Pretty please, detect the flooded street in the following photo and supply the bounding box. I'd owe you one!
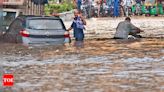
[0,17,163,92]
[0,37,163,92]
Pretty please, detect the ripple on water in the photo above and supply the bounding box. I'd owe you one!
[123,57,164,63]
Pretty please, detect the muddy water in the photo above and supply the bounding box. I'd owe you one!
[0,38,164,92]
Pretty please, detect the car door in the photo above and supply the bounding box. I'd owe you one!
[4,18,24,43]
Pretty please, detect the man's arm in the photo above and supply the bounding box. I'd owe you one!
[67,22,74,31]
[78,13,86,25]
[81,16,86,25]
[130,23,144,33]
[67,27,72,31]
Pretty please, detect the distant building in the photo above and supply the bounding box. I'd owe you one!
[2,0,46,16]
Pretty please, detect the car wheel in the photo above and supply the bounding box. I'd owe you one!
[3,32,22,43]
[3,33,16,43]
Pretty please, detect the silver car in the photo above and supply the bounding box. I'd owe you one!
[3,15,70,45]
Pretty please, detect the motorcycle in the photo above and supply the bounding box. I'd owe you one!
[92,3,99,17]
[99,3,110,17]
[81,3,93,18]
[135,4,142,15]
[81,4,88,18]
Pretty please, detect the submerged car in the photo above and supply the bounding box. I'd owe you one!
[3,15,70,45]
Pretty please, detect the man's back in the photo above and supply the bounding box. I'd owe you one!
[114,21,131,39]
[114,17,142,39]
[114,20,138,39]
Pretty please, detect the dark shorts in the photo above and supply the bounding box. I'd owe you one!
[75,33,84,41]
[75,37,84,41]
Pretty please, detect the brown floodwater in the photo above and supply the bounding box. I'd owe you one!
[0,37,163,92]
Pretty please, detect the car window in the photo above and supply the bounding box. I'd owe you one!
[8,19,23,34]
[28,19,64,30]
[0,12,16,32]
[3,12,16,27]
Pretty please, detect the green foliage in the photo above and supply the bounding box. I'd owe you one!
[44,1,74,15]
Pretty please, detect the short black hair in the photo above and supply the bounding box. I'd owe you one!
[125,17,131,21]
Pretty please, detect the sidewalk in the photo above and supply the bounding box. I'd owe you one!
[64,17,164,39]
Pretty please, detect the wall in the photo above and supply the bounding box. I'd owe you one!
[2,0,44,15]
[23,0,44,15]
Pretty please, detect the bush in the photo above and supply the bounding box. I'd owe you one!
[44,2,74,15]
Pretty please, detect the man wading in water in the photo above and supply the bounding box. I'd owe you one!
[114,17,143,39]
[67,10,86,47]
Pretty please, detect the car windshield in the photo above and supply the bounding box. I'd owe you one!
[28,19,64,30]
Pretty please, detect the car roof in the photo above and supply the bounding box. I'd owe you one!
[17,15,61,21]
